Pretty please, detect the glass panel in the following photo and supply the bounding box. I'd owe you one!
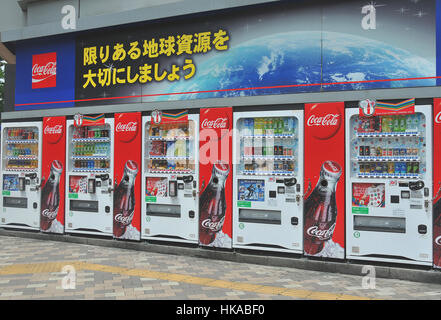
[145,120,195,174]
[70,124,111,173]
[349,113,426,179]
[3,127,39,172]
[238,116,298,176]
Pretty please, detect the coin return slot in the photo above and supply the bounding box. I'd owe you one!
[239,209,281,225]
[147,204,181,218]
[354,216,405,234]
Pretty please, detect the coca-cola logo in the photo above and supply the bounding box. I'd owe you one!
[44,125,63,135]
[306,104,342,140]
[32,52,57,89]
[114,212,134,226]
[307,114,340,127]
[435,112,441,124]
[41,209,58,220]
[115,113,140,143]
[116,122,138,132]
[306,223,336,241]
[43,117,64,144]
[201,217,225,232]
[435,235,441,246]
[201,118,229,129]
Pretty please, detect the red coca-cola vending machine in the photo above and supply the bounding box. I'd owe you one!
[433,98,441,269]
[199,107,233,248]
[40,117,66,234]
[113,112,141,241]
[304,102,345,259]
[141,110,200,244]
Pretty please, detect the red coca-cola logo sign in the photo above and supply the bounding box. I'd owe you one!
[306,223,336,241]
[201,217,225,232]
[435,112,441,124]
[32,52,57,89]
[200,109,231,142]
[307,104,342,140]
[43,118,64,144]
[115,114,139,143]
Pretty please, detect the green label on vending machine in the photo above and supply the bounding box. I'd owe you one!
[352,207,369,214]
[237,201,251,208]
[68,193,78,199]
[146,196,157,202]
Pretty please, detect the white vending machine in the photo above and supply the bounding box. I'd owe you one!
[141,111,199,244]
[346,101,433,265]
[233,109,304,253]
[0,122,43,230]
[65,118,114,236]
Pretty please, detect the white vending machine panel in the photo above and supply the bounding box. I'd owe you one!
[141,114,199,244]
[0,122,42,230]
[345,105,432,265]
[233,110,304,253]
[65,119,114,236]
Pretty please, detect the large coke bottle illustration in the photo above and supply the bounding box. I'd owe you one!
[304,160,342,255]
[434,197,441,267]
[40,160,63,231]
[199,161,229,245]
[113,160,138,238]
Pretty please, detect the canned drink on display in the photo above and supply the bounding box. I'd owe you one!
[400,148,406,156]
[360,146,365,156]
[407,162,412,173]
[365,146,370,156]
[413,162,420,174]
[376,147,382,157]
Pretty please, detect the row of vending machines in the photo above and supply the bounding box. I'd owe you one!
[1,99,441,269]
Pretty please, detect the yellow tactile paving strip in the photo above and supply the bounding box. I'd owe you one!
[0,261,374,300]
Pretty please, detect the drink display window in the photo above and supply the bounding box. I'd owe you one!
[69,125,111,173]
[237,117,298,176]
[349,113,426,179]
[145,121,195,174]
[3,127,39,172]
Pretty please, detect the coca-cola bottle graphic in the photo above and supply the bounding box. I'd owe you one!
[433,198,441,268]
[304,160,342,256]
[113,160,138,238]
[199,161,229,245]
[40,160,63,231]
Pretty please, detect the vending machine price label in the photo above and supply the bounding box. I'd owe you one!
[145,196,157,202]
[2,191,10,196]
[237,201,251,208]
[68,193,78,199]
[352,207,369,214]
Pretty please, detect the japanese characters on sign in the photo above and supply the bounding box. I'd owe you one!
[81,29,230,89]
